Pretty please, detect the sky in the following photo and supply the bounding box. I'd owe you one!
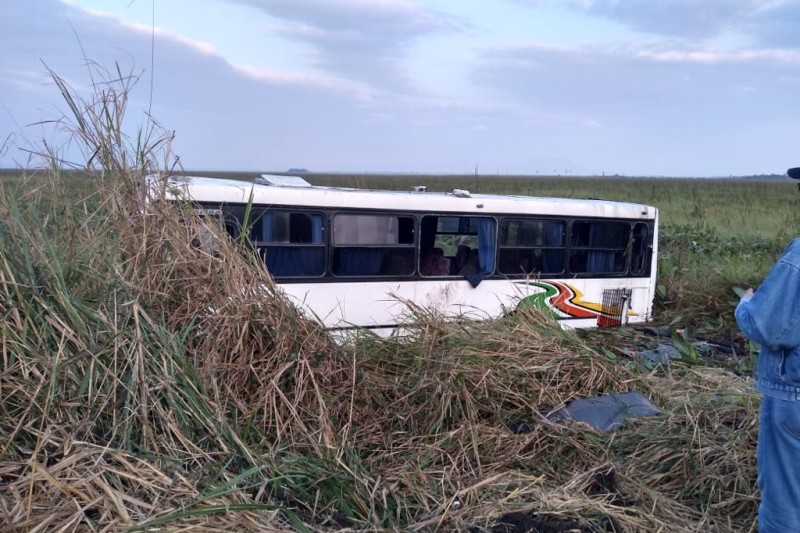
[2,0,800,177]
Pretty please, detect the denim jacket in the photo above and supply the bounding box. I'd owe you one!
[736,238,800,401]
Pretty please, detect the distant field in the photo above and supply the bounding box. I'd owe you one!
[5,168,798,241]
[177,170,800,241]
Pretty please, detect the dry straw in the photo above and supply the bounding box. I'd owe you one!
[0,66,758,532]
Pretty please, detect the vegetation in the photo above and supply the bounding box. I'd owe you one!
[1,69,793,532]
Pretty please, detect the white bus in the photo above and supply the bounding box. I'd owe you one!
[156,174,658,335]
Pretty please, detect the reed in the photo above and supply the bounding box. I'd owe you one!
[0,66,760,531]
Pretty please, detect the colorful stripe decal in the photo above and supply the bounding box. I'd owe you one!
[516,281,636,320]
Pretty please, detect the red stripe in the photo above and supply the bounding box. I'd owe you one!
[550,281,597,318]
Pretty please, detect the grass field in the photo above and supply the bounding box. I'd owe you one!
[196,169,800,240]
[0,73,795,532]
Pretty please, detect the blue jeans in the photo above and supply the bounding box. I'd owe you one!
[758,395,800,532]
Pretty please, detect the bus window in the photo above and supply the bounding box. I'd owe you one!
[420,215,496,278]
[569,221,629,274]
[252,211,326,277]
[498,218,566,276]
[630,222,651,276]
[185,208,224,256]
[332,214,415,277]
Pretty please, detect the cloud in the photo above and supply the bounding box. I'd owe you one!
[515,0,796,47]
[742,2,800,48]
[4,0,799,176]
[61,0,220,55]
[471,40,800,174]
[237,0,455,39]
[0,0,518,174]
[581,0,764,40]
[0,0,362,168]
[232,64,375,101]
[123,23,219,56]
[228,0,462,93]
[474,41,798,119]
[637,48,800,64]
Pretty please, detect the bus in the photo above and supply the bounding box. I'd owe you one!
[153,174,658,335]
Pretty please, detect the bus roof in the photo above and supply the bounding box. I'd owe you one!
[150,175,657,220]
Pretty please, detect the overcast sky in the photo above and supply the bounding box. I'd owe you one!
[2,0,799,176]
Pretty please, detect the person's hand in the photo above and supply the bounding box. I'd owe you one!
[743,287,754,301]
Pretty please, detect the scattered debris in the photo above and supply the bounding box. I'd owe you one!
[639,344,683,364]
[548,392,660,432]
[490,511,604,533]
[633,326,738,365]
[640,326,671,338]
[507,392,659,434]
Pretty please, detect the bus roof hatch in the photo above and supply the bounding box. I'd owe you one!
[256,174,312,187]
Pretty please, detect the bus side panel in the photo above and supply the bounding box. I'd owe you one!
[277,276,655,332]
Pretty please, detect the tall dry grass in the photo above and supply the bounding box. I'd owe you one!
[0,66,349,531]
[0,66,760,532]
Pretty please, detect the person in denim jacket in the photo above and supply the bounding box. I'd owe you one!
[736,238,800,532]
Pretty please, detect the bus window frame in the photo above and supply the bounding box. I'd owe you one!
[567,219,632,277]
[497,217,567,277]
[419,214,497,278]
[630,221,653,277]
[331,212,417,278]
[251,209,328,279]
[204,202,656,283]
